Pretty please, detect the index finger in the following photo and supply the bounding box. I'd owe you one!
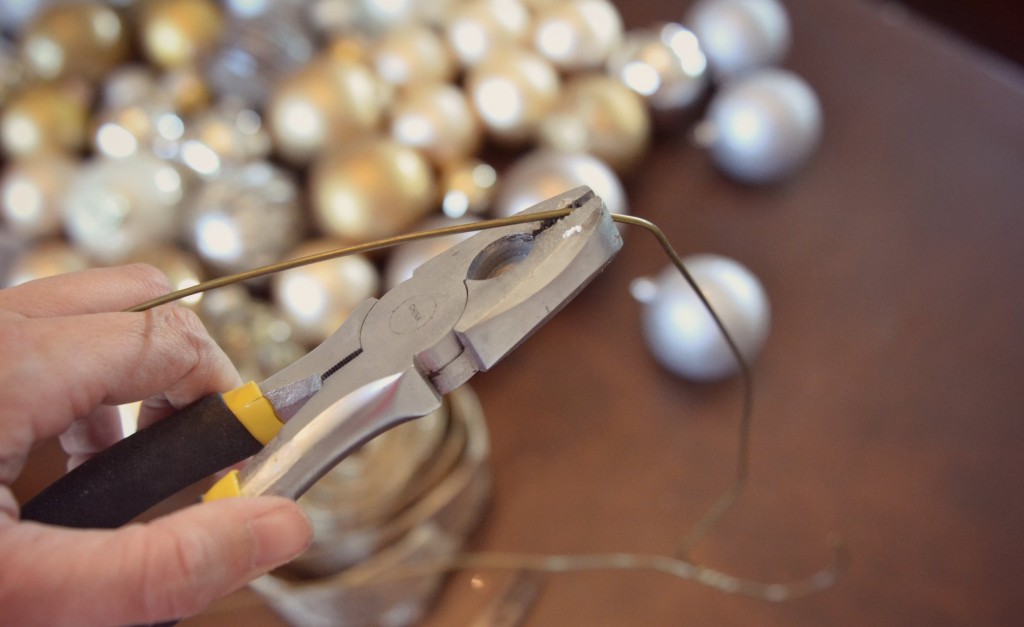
[0,265,172,318]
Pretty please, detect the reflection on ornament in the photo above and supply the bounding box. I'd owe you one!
[62,154,186,264]
[266,56,383,164]
[139,0,225,69]
[1,153,75,239]
[607,23,708,113]
[696,68,821,184]
[310,138,436,243]
[178,102,271,179]
[685,0,790,81]
[389,82,481,166]
[445,0,530,68]
[91,95,184,160]
[127,244,205,308]
[185,161,302,275]
[632,254,770,381]
[373,23,455,88]
[539,74,650,173]
[5,239,89,287]
[384,216,479,290]
[533,0,623,71]
[0,82,87,157]
[440,159,497,218]
[273,239,379,344]
[20,2,130,82]
[494,149,626,218]
[465,47,560,144]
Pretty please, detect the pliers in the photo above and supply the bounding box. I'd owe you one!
[22,187,622,529]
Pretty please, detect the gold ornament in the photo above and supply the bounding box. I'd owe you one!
[266,56,383,164]
[0,82,88,158]
[440,159,497,218]
[389,82,481,166]
[310,138,436,243]
[139,0,225,69]
[445,0,530,67]
[532,0,623,71]
[373,23,455,87]
[4,240,90,287]
[20,2,130,82]
[272,239,380,345]
[0,153,76,240]
[539,74,651,173]
[465,47,561,145]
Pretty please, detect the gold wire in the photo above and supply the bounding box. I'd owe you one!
[128,212,842,599]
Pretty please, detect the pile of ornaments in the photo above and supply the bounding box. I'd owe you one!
[0,0,819,622]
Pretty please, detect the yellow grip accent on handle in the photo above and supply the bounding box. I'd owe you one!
[222,381,283,445]
[203,470,241,502]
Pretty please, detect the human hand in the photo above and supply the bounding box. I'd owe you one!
[0,265,312,626]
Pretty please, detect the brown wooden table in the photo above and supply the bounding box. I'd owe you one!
[14,0,1024,625]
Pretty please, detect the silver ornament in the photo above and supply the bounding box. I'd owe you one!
[62,154,187,264]
[632,254,770,381]
[185,161,302,275]
[493,149,627,218]
[685,0,790,81]
[607,23,708,113]
[695,68,821,184]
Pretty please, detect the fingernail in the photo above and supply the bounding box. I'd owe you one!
[247,501,312,571]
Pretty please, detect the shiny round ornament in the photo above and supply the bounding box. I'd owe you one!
[62,154,187,264]
[178,102,271,179]
[632,255,770,381]
[440,159,497,218]
[185,161,302,275]
[0,0,52,33]
[1,82,87,158]
[465,47,560,145]
[607,23,708,113]
[539,74,650,174]
[139,0,225,69]
[384,215,479,290]
[532,0,623,71]
[4,239,89,287]
[445,0,530,67]
[310,138,436,243]
[0,153,75,239]
[494,149,626,218]
[389,82,481,166]
[266,56,383,164]
[91,95,184,160]
[19,2,129,82]
[273,239,379,344]
[373,23,455,88]
[696,68,821,184]
[685,0,790,81]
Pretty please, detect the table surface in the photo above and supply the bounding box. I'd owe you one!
[14,0,1024,625]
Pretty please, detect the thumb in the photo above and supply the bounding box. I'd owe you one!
[1,497,312,627]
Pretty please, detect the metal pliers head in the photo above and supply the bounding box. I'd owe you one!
[235,186,622,499]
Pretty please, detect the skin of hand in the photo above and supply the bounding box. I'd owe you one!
[0,265,313,626]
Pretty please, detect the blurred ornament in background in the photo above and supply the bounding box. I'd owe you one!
[1,152,75,239]
[91,91,183,160]
[62,153,186,264]
[607,23,708,115]
[4,239,89,287]
[19,1,129,82]
[694,68,821,184]
[139,0,225,70]
[372,22,455,88]
[539,73,651,174]
[272,238,379,345]
[204,10,315,107]
[266,55,383,164]
[384,215,479,290]
[444,0,530,68]
[532,0,623,72]
[0,38,25,108]
[685,0,790,81]
[440,158,496,219]
[0,0,51,34]
[310,137,436,243]
[177,101,271,179]
[185,160,302,275]
[389,81,481,166]
[465,46,560,145]
[632,254,770,381]
[494,149,626,218]
[1,81,87,157]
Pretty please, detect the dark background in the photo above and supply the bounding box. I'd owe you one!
[900,0,1024,67]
